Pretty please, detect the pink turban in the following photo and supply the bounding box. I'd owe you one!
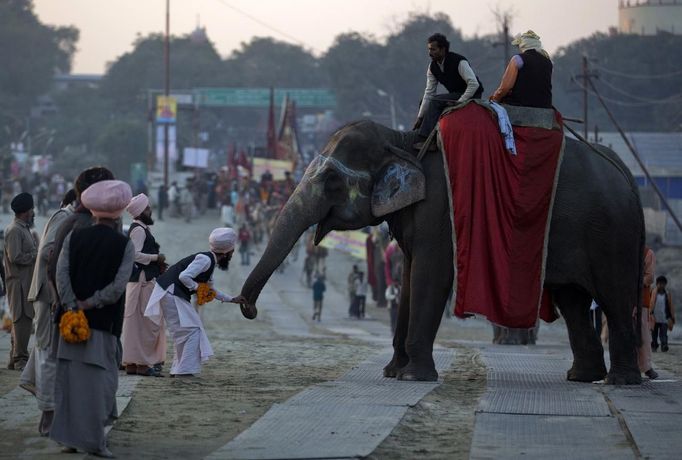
[127,193,149,218]
[209,227,237,253]
[81,180,132,219]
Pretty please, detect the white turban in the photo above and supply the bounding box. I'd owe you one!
[126,193,149,218]
[512,30,550,59]
[209,227,237,253]
[81,180,132,219]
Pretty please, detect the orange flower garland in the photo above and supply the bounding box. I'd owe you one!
[197,282,217,305]
[59,309,91,343]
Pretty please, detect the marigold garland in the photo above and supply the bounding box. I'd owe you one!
[196,282,217,305]
[59,309,91,343]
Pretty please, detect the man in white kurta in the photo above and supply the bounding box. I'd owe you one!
[121,194,167,376]
[145,228,240,376]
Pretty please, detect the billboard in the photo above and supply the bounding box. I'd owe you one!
[318,230,367,260]
[183,147,210,169]
[252,158,293,181]
[156,96,177,123]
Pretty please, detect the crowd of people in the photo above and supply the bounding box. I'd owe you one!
[0,166,246,457]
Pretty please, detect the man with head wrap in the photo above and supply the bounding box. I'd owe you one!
[51,180,135,458]
[31,166,115,437]
[4,192,37,371]
[120,193,167,377]
[144,228,244,377]
[19,188,78,435]
[490,30,553,108]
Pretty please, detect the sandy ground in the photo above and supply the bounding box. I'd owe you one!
[0,210,680,459]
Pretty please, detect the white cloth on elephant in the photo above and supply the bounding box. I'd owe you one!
[145,283,213,375]
[489,102,517,155]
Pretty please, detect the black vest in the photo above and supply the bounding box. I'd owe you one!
[503,49,553,108]
[68,224,130,337]
[128,222,161,282]
[430,52,484,98]
[156,252,216,302]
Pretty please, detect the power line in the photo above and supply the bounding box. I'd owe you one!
[213,0,312,51]
[571,77,682,107]
[591,62,682,80]
[598,77,682,104]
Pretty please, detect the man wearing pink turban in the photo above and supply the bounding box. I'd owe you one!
[144,228,245,377]
[121,194,167,377]
[51,180,134,458]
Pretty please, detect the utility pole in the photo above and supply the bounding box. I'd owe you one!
[492,8,512,70]
[163,0,170,188]
[582,55,588,139]
[502,15,510,68]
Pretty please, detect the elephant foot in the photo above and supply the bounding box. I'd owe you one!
[396,363,438,382]
[605,369,642,385]
[383,357,408,378]
[566,363,607,382]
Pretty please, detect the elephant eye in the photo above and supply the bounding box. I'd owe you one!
[324,170,346,200]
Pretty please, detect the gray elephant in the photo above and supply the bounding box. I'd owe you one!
[239,118,644,385]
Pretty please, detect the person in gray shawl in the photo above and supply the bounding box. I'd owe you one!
[51,180,134,458]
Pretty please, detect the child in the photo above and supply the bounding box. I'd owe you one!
[650,275,675,352]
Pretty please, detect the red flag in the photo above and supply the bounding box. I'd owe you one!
[276,99,301,169]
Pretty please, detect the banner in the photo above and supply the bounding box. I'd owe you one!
[156,96,177,123]
[183,147,210,168]
[155,125,177,162]
[319,230,367,260]
[252,157,293,181]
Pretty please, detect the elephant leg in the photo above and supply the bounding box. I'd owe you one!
[384,260,411,378]
[397,254,453,382]
[553,286,607,382]
[602,298,642,385]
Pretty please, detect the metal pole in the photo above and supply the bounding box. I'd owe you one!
[502,13,509,69]
[582,55,588,139]
[163,0,170,188]
[389,94,396,130]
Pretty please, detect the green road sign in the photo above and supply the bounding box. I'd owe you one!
[195,88,336,108]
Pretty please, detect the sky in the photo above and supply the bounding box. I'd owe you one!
[33,0,618,74]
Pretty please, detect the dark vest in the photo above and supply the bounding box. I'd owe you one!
[156,252,216,302]
[128,222,161,282]
[68,224,129,337]
[503,49,553,108]
[430,52,484,98]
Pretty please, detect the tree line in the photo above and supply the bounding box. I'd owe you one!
[2,0,681,180]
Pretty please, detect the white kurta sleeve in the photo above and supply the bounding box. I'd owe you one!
[178,254,212,291]
[129,225,158,265]
[417,67,438,118]
[457,60,480,102]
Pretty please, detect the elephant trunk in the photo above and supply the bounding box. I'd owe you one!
[240,183,327,314]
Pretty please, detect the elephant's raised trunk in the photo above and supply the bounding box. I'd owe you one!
[239,181,328,318]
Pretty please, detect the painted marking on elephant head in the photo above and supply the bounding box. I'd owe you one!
[304,155,371,201]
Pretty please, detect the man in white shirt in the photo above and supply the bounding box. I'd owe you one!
[413,33,484,148]
[144,228,243,377]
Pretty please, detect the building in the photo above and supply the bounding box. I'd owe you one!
[599,131,682,244]
[619,0,682,35]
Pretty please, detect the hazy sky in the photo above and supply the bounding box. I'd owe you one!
[34,0,618,74]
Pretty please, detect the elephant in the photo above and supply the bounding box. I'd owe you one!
[239,117,644,385]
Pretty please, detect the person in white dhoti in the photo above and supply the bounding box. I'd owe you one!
[121,193,167,377]
[144,228,243,377]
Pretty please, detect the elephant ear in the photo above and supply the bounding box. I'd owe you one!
[371,145,426,217]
